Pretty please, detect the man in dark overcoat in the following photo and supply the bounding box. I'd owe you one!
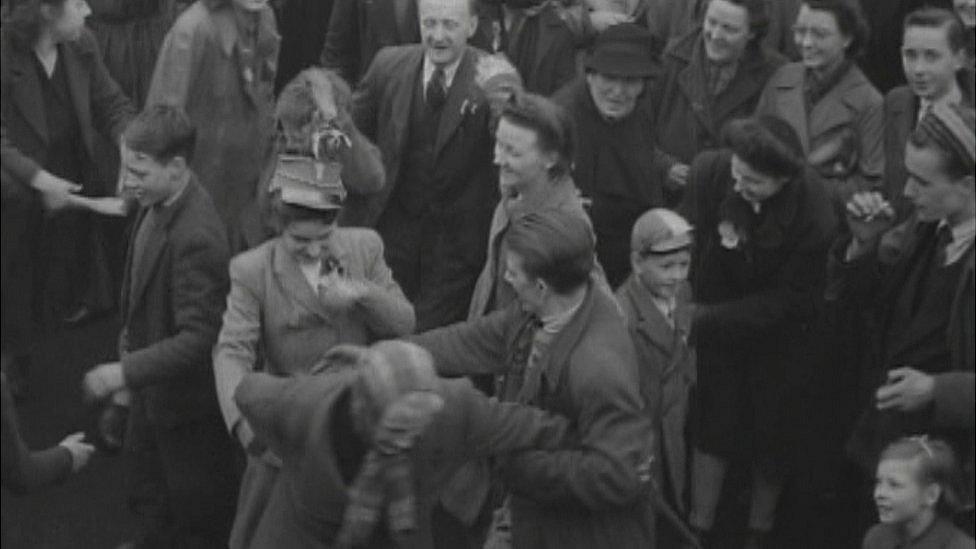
[81,106,240,547]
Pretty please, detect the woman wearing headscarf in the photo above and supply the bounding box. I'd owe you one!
[754,0,884,209]
[680,116,838,546]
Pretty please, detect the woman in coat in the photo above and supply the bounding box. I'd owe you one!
[680,116,837,545]
[146,0,279,249]
[1,0,133,395]
[652,0,785,169]
[754,0,884,208]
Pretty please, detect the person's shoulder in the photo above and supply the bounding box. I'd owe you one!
[663,28,698,63]
[229,240,274,277]
[766,61,805,87]
[331,226,383,250]
[169,1,218,38]
[372,44,422,68]
[839,65,883,104]
[947,528,976,549]
[64,27,100,58]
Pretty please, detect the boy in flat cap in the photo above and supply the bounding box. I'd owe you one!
[615,208,698,546]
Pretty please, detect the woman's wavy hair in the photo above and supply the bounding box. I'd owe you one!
[2,0,69,49]
[722,115,806,179]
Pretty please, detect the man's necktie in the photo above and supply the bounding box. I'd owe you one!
[426,66,447,111]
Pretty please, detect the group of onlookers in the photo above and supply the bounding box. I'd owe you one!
[2,0,975,548]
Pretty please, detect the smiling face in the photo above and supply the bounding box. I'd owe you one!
[793,4,852,71]
[702,0,754,64]
[632,249,691,300]
[730,154,789,204]
[585,72,645,121]
[418,0,477,68]
[955,0,976,27]
[494,118,557,214]
[903,143,974,224]
[43,0,91,43]
[280,218,336,265]
[119,142,183,208]
[874,458,939,526]
[902,25,966,102]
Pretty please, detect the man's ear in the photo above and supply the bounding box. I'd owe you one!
[167,155,188,177]
[922,482,942,509]
[959,175,975,192]
[467,15,479,39]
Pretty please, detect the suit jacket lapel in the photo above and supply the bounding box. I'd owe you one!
[434,48,476,157]
[771,65,810,152]
[9,49,48,144]
[120,208,145,319]
[391,49,424,164]
[271,239,333,321]
[61,44,93,156]
[675,48,713,139]
[711,55,768,124]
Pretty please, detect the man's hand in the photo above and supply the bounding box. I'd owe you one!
[58,432,96,473]
[876,367,936,412]
[83,362,126,402]
[318,273,370,311]
[845,192,895,258]
[30,170,82,211]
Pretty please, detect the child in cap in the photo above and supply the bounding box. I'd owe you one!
[615,208,698,547]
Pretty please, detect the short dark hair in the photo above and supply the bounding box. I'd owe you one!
[903,7,969,55]
[270,194,340,229]
[3,0,69,48]
[802,0,870,57]
[723,116,805,179]
[499,92,575,179]
[880,437,965,517]
[709,0,769,48]
[504,210,594,294]
[123,105,197,164]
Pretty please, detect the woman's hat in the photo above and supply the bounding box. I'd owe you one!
[583,23,658,78]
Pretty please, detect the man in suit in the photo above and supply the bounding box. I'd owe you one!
[82,106,240,548]
[350,0,497,332]
[883,7,973,219]
[412,210,655,549]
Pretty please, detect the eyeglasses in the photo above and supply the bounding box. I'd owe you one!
[791,25,837,42]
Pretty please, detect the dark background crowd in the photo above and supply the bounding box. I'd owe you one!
[1,0,975,548]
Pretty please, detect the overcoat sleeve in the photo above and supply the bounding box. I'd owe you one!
[81,30,135,142]
[498,343,651,509]
[410,307,513,376]
[354,231,415,338]
[0,118,41,191]
[319,0,361,86]
[931,373,976,430]
[145,13,206,108]
[213,252,264,436]
[350,48,385,142]
[234,372,306,458]
[122,227,231,389]
[1,374,72,494]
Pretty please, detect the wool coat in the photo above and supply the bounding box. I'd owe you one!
[146,0,279,246]
[233,368,575,548]
[553,78,669,286]
[349,44,497,330]
[213,227,414,548]
[1,372,72,495]
[754,62,885,207]
[412,282,656,549]
[504,4,578,96]
[862,518,976,549]
[615,275,696,516]
[827,220,975,509]
[652,30,785,164]
[680,150,838,470]
[1,27,134,356]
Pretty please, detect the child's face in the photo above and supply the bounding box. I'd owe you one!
[874,458,938,525]
[632,249,691,300]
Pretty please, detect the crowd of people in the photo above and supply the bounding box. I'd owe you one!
[1,0,975,548]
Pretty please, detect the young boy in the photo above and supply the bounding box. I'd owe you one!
[81,105,240,547]
[615,208,697,546]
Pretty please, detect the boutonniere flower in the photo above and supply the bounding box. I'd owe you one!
[718,220,742,249]
[460,98,480,116]
[242,66,254,85]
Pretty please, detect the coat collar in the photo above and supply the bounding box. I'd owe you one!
[618,275,691,353]
[718,164,805,251]
[123,177,202,317]
[209,3,279,104]
[434,47,482,158]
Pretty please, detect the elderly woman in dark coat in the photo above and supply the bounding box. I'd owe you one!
[680,116,838,545]
[652,0,785,170]
[754,0,884,208]
[553,23,670,287]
